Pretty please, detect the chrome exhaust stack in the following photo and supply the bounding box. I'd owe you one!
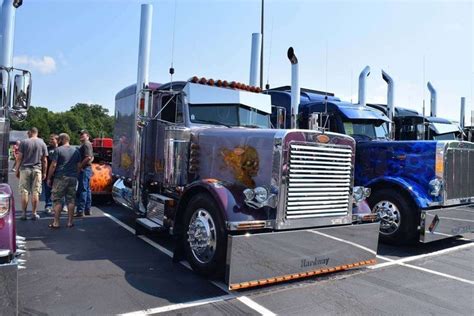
[132,4,153,212]
[427,81,437,117]
[287,47,300,129]
[358,66,370,107]
[249,33,262,87]
[460,97,465,130]
[382,70,394,136]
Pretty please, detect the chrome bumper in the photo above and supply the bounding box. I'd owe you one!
[0,260,18,314]
[225,222,380,290]
[420,203,474,243]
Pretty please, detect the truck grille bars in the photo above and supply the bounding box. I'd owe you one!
[286,143,352,219]
[445,147,474,201]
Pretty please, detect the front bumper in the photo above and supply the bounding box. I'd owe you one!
[0,260,18,314]
[420,203,474,243]
[225,222,380,290]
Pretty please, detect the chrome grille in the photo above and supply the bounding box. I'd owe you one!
[286,143,352,219]
[445,147,474,200]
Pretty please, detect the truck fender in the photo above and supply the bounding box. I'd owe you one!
[365,177,431,209]
[171,179,237,262]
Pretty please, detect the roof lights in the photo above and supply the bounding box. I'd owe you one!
[188,76,262,93]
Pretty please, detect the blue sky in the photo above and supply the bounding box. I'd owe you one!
[11,0,473,124]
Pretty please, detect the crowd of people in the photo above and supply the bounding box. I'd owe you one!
[13,127,94,228]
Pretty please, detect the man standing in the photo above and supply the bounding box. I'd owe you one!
[43,134,59,214]
[47,133,81,228]
[75,130,93,217]
[15,127,48,220]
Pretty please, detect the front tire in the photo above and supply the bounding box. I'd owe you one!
[182,193,227,277]
[368,189,419,245]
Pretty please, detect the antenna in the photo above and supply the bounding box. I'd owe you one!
[422,55,426,140]
[169,0,178,90]
[260,0,264,89]
[322,41,329,132]
[350,68,353,103]
[265,17,274,90]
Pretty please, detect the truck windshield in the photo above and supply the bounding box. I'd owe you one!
[189,104,270,128]
[343,120,389,139]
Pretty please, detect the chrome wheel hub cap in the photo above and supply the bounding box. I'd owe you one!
[373,200,401,235]
[187,208,217,264]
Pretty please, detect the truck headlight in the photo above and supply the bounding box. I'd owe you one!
[254,187,268,203]
[243,188,255,201]
[352,187,364,203]
[0,193,11,218]
[429,178,443,196]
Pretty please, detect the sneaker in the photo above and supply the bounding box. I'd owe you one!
[84,210,91,216]
[74,212,83,218]
[44,207,52,215]
[30,213,40,220]
[62,206,68,213]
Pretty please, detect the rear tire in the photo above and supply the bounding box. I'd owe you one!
[368,189,419,245]
[182,193,227,277]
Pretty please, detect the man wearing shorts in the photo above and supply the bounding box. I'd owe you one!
[16,127,48,220]
[47,133,81,228]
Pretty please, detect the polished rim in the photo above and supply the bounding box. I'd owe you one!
[373,200,401,235]
[187,208,217,264]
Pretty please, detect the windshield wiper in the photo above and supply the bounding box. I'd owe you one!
[192,119,232,128]
[240,124,261,128]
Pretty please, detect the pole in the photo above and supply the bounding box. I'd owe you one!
[259,0,264,89]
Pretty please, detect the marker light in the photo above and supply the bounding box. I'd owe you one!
[0,194,11,218]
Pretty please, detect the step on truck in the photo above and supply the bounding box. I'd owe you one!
[0,0,30,313]
[111,4,379,290]
[267,53,474,245]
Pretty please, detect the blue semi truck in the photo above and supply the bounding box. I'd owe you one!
[267,60,473,244]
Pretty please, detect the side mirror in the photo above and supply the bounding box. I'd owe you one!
[10,71,31,121]
[0,69,9,109]
[12,72,31,111]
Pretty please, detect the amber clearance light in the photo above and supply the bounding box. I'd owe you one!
[229,259,377,290]
[189,76,261,93]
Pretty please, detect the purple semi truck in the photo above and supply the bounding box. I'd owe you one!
[111,4,379,290]
[1,0,31,313]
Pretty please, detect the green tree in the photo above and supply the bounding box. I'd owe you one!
[10,103,114,144]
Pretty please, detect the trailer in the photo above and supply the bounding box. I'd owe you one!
[267,57,474,245]
[111,5,379,290]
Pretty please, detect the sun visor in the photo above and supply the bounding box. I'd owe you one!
[339,105,391,122]
[184,83,272,114]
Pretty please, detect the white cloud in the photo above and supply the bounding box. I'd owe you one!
[13,55,57,74]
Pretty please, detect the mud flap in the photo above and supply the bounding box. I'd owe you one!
[225,222,380,290]
[420,204,474,243]
[0,261,18,314]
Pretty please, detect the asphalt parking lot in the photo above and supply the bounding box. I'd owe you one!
[11,171,474,316]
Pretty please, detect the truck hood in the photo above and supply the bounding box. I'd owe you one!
[355,140,439,206]
[193,127,355,190]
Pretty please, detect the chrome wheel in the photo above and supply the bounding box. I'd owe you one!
[186,208,217,264]
[373,200,401,235]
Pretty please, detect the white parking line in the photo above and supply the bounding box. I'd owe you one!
[371,242,474,269]
[398,262,474,285]
[118,294,234,315]
[100,210,275,316]
[237,296,277,316]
